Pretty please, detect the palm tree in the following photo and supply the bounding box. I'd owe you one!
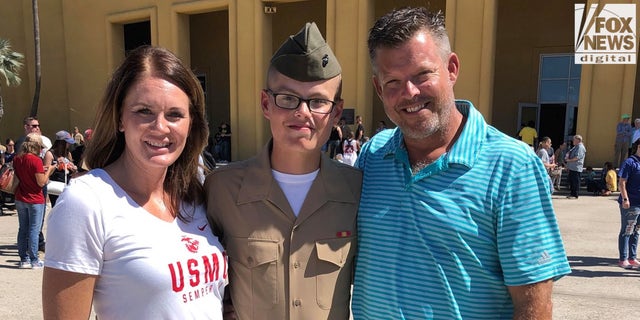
[30,0,41,117]
[0,38,25,121]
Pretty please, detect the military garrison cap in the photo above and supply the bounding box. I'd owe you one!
[270,22,341,82]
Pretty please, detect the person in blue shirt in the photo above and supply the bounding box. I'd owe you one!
[616,114,632,168]
[565,135,587,199]
[617,145,640,269]
[351,7,571,320]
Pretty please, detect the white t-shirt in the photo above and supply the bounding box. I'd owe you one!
[40,135,52,158]
[45,169,227,320]
[536,148,550,164]
[272,169,318,216]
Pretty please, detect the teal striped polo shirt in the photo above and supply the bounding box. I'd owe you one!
[351,101,571,319]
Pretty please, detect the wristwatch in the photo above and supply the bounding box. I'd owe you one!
[623,198,629,201]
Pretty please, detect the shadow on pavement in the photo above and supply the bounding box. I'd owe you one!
[567,255,640,278]
[0,243,21,269]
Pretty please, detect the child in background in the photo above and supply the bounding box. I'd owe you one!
[602,162,617,196]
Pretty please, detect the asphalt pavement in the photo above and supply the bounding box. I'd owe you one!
[0,187,639,319]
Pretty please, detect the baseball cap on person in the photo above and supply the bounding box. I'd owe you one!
[56,130,76,144]
[270,22,341,82]
[622,114,631,119]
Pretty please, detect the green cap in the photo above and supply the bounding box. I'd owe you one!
[270,22,341,82]
[622,114,631,119]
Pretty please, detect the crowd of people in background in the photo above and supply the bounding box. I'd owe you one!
[0,117,93,260]
[529,113,640,202]
[523,110,640,273]
[517,110,639,204]
[323,114,387,166]
[530,112,640,271]
[1,123,92,173]
[0,109,390,259]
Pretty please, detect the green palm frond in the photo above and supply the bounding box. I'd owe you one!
[0,38,10,53]
[0,38,24,87]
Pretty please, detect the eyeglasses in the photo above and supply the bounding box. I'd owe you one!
[265,89,337,114]
[28,124,40,128]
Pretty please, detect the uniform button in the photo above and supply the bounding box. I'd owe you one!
[293,262,300,268]
[293,299,301,307]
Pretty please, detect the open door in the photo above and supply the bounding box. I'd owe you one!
[517,103,540,139]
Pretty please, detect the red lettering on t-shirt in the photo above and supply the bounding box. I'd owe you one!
[203,253,220,283]
[168,262,185,292]
[188,258,199,287]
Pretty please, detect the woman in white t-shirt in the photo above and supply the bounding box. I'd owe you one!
[42,46,227,320]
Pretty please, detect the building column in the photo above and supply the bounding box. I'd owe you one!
[234,0,273,159]
[330,0,374,134]
[446,0,497,120]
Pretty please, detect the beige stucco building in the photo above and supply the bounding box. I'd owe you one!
[0,0,638,167]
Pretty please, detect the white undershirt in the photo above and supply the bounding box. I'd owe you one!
[272,169,318,217]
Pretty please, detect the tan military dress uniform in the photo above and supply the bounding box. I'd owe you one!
[205,142,361,320]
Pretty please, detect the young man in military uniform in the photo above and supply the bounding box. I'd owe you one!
[205,22,361,320]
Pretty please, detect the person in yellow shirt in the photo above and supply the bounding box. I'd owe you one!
[518,120,538,148]
[603,161,618,196]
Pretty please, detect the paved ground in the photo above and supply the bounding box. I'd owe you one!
[0,187,639,319]
[551,189,640,320]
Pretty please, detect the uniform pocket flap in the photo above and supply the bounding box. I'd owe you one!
[229,238,279,269]
[315,237,354,267]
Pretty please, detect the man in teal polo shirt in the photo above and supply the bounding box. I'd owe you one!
[352,7,571,320]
